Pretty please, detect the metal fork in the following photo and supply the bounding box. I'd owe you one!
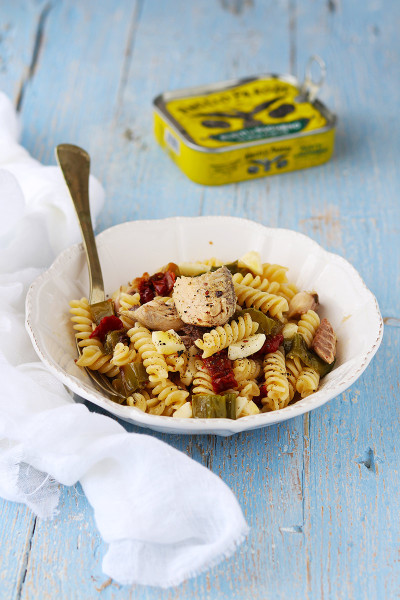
[56,143,125,402]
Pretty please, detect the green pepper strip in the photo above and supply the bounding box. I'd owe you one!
[192,393,237,419]
[286,333,335,378]
[112,363,149,399]
[210,260,250,276]
[190,260,251,278]
[90,299,115,325]
[104,329,128,355]
[234,307,283,336]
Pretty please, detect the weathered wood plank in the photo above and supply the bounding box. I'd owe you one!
[0,1,50,103]
[293,1,400,598]
[0,5,48,600]
[19,484,119,600]
[0,501,36,600]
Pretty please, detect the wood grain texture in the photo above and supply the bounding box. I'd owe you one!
[0,0,399,598]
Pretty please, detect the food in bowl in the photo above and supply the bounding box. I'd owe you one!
[69,251,337,419]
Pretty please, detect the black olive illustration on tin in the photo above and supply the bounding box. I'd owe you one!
[268,103,295,118]
[197,96,285,128]
[201,120,231,129]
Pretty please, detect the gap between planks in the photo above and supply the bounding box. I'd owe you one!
[114,0,145,117]
[16,2,53,112]
[288,0,297,76]
[15,517,37,600]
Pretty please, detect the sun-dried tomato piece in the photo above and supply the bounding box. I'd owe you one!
[252,384,268,408]
[255,333,284,357]
[89,315,124,343]
[138,279,154,304]
[203,350,237,394]
[138,270,176,304]
[212,373,238,394]
[259,384,268,399]
[152,270,176,296]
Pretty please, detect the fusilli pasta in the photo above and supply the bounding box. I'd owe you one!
[298,310,320,347]
[286,356,303,400]
[128,323,169,382]
[198,257,223,267]
[278,282,298,302]
[149,379,189,411]
[236,379,260,401]
[165,352,188,375]
[192,359,214,395]
[126,391,149,411]
[282,322,298,339]
[195,312,258,358]
[111,342,137,366]
[180,346,200,386]
[69,298,102,348]
[261,263,288,283]
[234,281,289,320]
[233,358,262,382]
[76,345,120,377]
[232,272,280,295]
[236,396,260,418]
[296,367,320,398]
[262,350,290,411]
[119,291,140,311]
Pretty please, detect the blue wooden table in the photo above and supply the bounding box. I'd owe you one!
[1,1,399,598]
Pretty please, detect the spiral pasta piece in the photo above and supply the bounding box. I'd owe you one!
[233,358,262,383]
[149,379,189,411]
[126,391,149,412]
[116,291,140,328]
[234,282,289,320]
[192,359,214,395]
[111,342,137,366]
[237,379,260,401]
[296,367,320,398]
[282,322,298,340]
[119,291,140,311]
[261,263,288,284]
[199,257,223,267]
[165,352,188,375]
[278,282,298,302]
[180,346,200,386]
[297,310,320,348]
[236,396,260,418]
[286,356,303,400]
[195,312,259,358]
[119,310,137,329]
[232,272,280,295]
[262,350,290,411]
[146,394,166,416]
[76,345,120,377]
[69,298,102,348]
[128,323,168,382]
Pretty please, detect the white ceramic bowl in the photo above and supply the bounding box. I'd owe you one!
[25,216,383,436]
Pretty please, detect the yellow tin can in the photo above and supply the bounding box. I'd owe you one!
[153,57,336,186]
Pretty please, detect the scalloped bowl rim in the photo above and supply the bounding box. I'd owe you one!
[25,216,383,436]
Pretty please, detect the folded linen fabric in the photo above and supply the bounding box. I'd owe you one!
[0,92,248,587]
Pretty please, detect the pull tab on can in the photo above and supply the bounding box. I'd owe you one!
[297,55,326,102]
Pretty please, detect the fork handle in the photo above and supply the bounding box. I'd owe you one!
[56,144,105,305]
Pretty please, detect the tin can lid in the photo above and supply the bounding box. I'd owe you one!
[154,58,336,153]
[297,55,327,103]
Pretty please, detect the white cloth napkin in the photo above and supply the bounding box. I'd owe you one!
[0,92,248,587]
